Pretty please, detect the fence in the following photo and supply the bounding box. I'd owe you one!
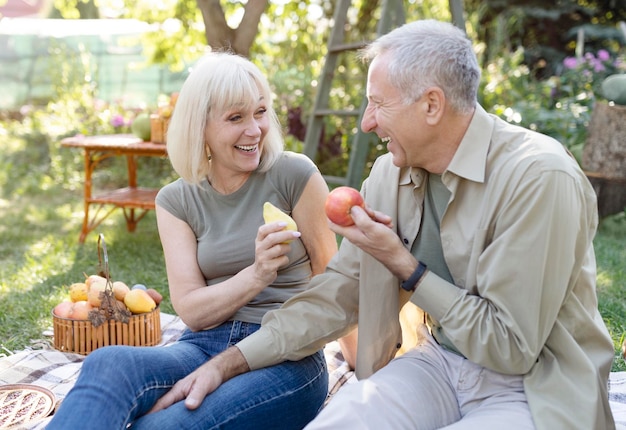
[0,18,189,110]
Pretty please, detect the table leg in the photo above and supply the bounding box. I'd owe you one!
[126,155,137,232]
[78,150,119,243]
[79,149,95,243]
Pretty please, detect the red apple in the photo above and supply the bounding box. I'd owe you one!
[325,186,365,227]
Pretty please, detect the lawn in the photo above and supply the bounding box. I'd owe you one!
[0,131,625,372]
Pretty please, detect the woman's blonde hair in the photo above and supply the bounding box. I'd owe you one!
[166,51,284,184]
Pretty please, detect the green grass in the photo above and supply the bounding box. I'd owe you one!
[1,128,625,374]
[595,214,626,371]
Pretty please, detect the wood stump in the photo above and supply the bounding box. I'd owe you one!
[583,101,626,218]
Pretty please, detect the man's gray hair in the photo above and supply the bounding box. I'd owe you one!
[360,20,480,114]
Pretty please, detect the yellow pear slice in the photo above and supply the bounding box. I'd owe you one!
[263,202,298,241]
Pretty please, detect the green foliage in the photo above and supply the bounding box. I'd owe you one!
[466,0,626,77]
[477,46,624,164]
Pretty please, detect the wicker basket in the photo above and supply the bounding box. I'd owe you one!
[52,307,161,355]
[51,234,162,355]
[150,114,169,144]
[0,384,56,429]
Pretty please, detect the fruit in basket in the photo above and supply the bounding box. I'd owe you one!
[69,282,89,302]
[158,105,173,118]
[132,283,147,290]
[87,280,108,307]
[146,288,163,305]
[69,301,93,320]
[85,274,106,289]
[112,281,130,301]
[124,289,157,314]
[53,301,74,318]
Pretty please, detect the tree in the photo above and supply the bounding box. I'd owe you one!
[49,0,269,64]
[196,0,267,56]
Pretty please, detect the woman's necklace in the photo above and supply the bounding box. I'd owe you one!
[207,172,249,195]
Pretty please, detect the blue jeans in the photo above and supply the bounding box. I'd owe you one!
[47,321,328,430]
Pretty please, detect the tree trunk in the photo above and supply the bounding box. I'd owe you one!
[196,0,268,57]
[583,101,626,218]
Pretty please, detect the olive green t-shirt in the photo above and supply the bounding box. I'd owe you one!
[156,151,318,324]
[412,173,461,356]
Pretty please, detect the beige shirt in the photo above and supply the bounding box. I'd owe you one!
[237,106,615,430]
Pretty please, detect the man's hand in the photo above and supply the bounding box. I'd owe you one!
[148,346,250,413]
[330,206,416,281]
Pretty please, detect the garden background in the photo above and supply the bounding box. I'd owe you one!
[1,0,626,370]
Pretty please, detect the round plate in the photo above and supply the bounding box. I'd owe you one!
[0,384,56,429]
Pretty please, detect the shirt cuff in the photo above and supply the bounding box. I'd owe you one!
[236,327,282,371]
[411,270,461,321]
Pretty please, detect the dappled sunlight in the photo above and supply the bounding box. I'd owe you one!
[8,235,74,289]
[597,271,614,291]
[503,107,522,124]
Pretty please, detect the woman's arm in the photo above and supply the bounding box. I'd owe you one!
[156,205,299,331]
[292,171,338,275]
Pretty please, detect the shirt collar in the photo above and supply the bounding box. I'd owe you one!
[399,166,426,188]
[444,104,494,184]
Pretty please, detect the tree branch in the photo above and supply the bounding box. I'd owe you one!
[233,0,268,56]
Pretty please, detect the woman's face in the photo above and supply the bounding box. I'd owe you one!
[205,93,269,175]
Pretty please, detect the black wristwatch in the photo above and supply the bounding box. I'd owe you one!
[400,261,428,292]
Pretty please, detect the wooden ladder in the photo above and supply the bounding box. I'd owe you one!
[303,0,466,189]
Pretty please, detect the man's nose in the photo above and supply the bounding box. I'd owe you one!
[360,104,375,133]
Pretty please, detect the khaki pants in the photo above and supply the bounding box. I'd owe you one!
[308,324,535,430]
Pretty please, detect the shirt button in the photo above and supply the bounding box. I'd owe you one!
[403,238,409,244]
[396,343,402,349]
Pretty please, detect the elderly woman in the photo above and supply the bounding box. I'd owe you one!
[47,51,338,430]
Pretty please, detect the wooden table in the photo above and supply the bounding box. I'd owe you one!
[61,134,168,243]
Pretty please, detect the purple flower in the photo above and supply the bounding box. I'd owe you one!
[111,114,125,128]
[597,49,610,62]
[593,60,606,73]
[563,57,579,69]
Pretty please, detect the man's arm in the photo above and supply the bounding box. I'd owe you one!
[149,346,249,412]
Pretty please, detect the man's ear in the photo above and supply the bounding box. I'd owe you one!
[422,87,445,125]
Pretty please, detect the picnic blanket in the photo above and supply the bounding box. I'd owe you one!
[1,312,625,429]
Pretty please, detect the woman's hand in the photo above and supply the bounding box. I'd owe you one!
[250,221,301,287]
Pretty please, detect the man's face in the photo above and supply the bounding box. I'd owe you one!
[361,54,428,169]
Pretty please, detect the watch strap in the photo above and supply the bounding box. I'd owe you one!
[400,261,428,292]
